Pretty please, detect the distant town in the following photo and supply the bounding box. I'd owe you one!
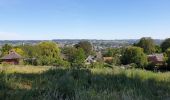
[0,39,163,51]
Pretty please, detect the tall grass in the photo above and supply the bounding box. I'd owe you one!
[0,65,170,100]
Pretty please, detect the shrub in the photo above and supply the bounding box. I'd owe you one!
[129,63,138,68]
[121,46,148,68]
[53,59,70,67]
[146,62,155,70]
[91,62,105,68]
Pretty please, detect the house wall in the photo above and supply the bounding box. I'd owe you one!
[2,59,20,65]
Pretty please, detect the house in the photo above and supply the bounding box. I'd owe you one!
[85,55,97,65]
[0,50,22,65]
[147,54,164,65]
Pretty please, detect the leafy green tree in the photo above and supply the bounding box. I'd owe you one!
[19,45,39,58]
[72,48,86,65]
[165,48,170,67]
[135,37,156,54]
[161,38,170,52]
[155,45,162,53]
[36,41,61,65]
[75,41,93,56]
[1,44,13,56]
[62,47,77,63]
[62,47,86,67]
[12,48,25,56]
[121,46,148,68]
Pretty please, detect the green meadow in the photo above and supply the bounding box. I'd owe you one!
[0,65,170,100]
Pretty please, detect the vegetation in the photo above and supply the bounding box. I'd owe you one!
[36,41,61,66]
[62,46,86,67]
[165,48,170,67]
[161,38,170,52]
[103,48,122,65]
[0,65,170,100]
[75,41,93,56]
[1,44,13,56]
[121,46,148,68]
[135,37,156,54]
[1,39,170,99]
[155,45,162,53]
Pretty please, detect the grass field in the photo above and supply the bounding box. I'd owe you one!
[0,65,170,100]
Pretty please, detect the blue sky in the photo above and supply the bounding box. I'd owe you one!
[0,0,170,40]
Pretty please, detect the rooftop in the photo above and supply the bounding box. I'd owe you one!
[1,50,22,60]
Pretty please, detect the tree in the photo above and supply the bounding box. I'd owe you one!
[12,48,25,56]
[161,38,170,52]
[19,45,39,58]
[135,37,156,54]
[62,47,86,67]
[72,48,86,65]
[75,41,93,56]
[155,45,162,53]
[121,46,148,68]
[165,48,170,67]
[36,41,61,65]
[1,44,13,56]
[62,47,77,63]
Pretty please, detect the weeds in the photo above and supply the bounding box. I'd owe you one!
[0,65,170,100]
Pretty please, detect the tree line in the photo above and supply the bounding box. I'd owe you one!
[0,38,170,70]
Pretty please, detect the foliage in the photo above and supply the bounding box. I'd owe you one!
[129,63,138,68]
[71,48,86,67]
[12,48,25,56]
[155,45,162,53]
[135,37,156,54]
[165,48,170,67]
[103,48,121,57]
[161,38,170,52]
[75,41,93,56]
[1,44,13,56]
[18,45,38,58]
[146,62,156,70]
[53,59,70,67]
[35,41,61,66]
[62,46,77,63]
[103,48,122,65]
[62,47,86,67]
[121,46,148,68]
[0,66,170,100]
[90,62,105,68]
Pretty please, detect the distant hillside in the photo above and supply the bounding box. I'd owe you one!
[0,39,164,47]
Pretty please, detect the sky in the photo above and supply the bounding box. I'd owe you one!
[0,0,170,40]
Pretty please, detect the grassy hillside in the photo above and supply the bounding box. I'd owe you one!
[0,65,170,100]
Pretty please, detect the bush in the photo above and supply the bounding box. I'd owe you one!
[71,63,85,68]
[129,63,138,68]
[53,59,70,67]
[23,58,38,66]
[146,62,155,70]
[121,46,148,68]
[91,62,105,68]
